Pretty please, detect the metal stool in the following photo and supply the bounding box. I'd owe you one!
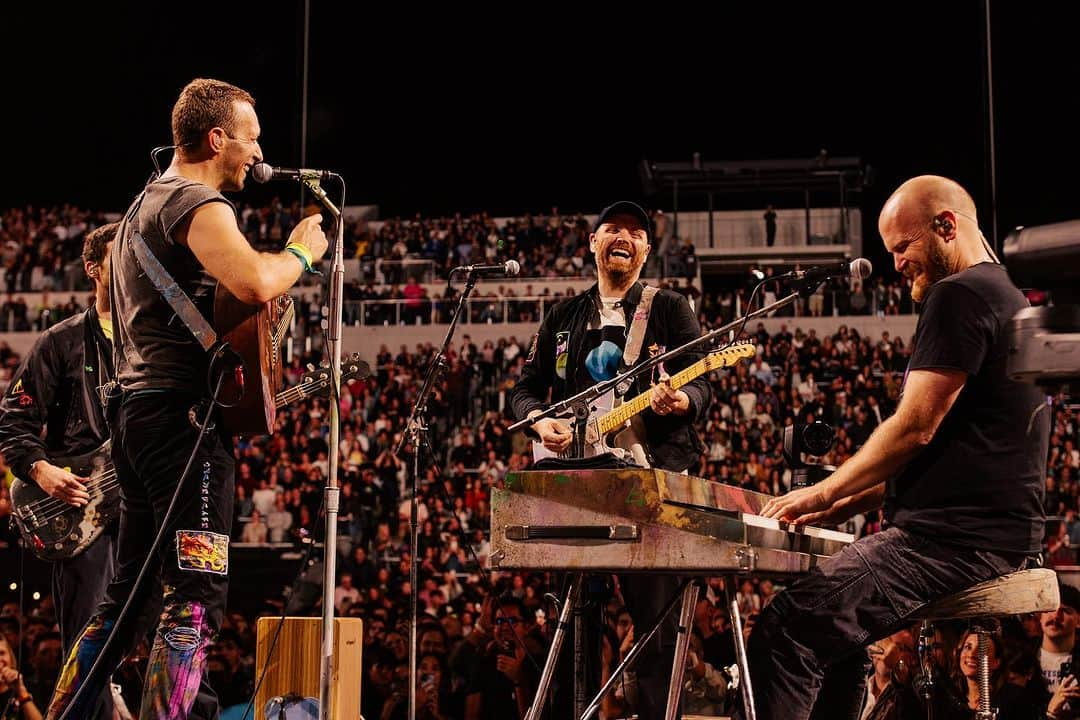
[910,568,1060,720]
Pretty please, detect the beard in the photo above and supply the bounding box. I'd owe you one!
[910,239,952,302]
[597,252,644,287]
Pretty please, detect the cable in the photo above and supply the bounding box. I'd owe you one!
[240,295,342,719]
[57,369,229,720]
[240,495,326,720]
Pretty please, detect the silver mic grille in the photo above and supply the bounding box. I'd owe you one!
[850,257,873,280]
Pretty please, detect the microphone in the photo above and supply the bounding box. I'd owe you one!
[451,260,521,278]
[787,258,873,284]
[250,162,335,184]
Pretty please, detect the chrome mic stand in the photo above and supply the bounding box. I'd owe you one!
[394,270,480,720]
[302,176,345,720]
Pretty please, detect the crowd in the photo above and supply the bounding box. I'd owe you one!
[0,201,1076,718]
[0,311,1076,718]
[1,204,921,323]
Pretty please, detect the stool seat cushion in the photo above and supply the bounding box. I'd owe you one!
[912,568,1060,620]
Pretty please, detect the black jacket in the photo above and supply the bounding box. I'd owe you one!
[510,282,711,471]
[0,308,112,482]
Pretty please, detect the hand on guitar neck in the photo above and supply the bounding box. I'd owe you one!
[648,373,690,417]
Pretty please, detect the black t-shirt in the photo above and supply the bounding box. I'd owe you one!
[885,263,1050,553]
[112,176,231,391]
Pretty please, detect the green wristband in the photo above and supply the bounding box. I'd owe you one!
[285,246,321,275]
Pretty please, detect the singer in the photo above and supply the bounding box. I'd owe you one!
[733,175,1050,720]
[45,78,328,720]
[508,200,711,718]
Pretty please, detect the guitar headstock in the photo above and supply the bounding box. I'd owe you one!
[704,341,757,370]
[296,353,373,397]
[340,353,372,385]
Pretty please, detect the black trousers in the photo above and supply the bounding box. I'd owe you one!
[48,391,235,720]
[733,526,1030,720]
[53,529,117,653]
[619,573,685,719]
[52,528,117,718]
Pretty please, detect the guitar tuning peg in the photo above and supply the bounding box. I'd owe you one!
[306,363,316,372]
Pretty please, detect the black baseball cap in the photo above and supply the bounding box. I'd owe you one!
[594,200,650,237]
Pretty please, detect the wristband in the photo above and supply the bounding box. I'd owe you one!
[17,693,32,704]
[285,243,320,275]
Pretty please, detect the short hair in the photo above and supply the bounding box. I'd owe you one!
[83,222,118,269]
[494,594,527,621]
[214,627,243,649]
[33,630,61,651]
[171,78,255,152]
[1060,582,1080,612]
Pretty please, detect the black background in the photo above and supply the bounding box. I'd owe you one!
[4,2,1079,277]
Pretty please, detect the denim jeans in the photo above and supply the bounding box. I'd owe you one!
[47,392,234,720]
[733,525,1030,720]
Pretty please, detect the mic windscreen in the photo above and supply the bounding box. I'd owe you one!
[850,257,873,280]
[505,259,521,276]
[250,162,274,184]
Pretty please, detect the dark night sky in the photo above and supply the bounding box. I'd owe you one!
[4,2,1079,276]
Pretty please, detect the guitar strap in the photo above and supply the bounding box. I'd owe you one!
[128,234,219,352]
[118,188,219,352]
[616,284,658,396]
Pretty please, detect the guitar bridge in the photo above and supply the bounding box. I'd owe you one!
[13,503,44,530]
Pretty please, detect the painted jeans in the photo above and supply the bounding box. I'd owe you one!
[47,391,235,720]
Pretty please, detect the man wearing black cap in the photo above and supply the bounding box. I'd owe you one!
[510,200,711,717]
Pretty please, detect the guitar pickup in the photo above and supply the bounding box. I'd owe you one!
[13,504,44,530]
[504,524,640,542]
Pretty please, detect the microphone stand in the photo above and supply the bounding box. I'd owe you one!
[394,271,479,720]
[303,176,345,720]
[508,282,817,436]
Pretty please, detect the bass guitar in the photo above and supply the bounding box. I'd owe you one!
[532,341,756,466]
[9,354,371,561]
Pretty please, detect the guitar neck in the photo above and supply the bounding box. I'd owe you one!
[597,357,709,435]
[274,382,316,409]
[596,345,753,435]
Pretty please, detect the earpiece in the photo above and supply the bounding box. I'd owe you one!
[933,217,954,234]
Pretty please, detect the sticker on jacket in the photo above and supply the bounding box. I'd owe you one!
[554,331,570,379]
[176,530,229,575]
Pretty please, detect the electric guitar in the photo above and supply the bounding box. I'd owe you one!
[532,341,756,466]
[9,354,371,561]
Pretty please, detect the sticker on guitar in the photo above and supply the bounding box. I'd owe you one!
[531,341,756,466]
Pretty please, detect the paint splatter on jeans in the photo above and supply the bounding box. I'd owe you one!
[46,616,114,720]
[140,600,213,720]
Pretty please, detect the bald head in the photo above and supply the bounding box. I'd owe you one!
[879,175,977,231]
[878,175,995,302]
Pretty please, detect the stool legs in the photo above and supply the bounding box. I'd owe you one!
[972,618,1000,720]
[917,620,936,720]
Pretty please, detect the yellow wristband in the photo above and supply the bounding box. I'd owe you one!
[285,242,313,267]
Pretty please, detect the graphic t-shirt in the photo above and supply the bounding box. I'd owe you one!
[1041,647,1072,692]
[574,296,627,413]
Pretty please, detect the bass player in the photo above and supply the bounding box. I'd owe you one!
[0,223,119,718]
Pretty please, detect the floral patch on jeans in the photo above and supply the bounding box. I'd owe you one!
[175,530,229,575]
